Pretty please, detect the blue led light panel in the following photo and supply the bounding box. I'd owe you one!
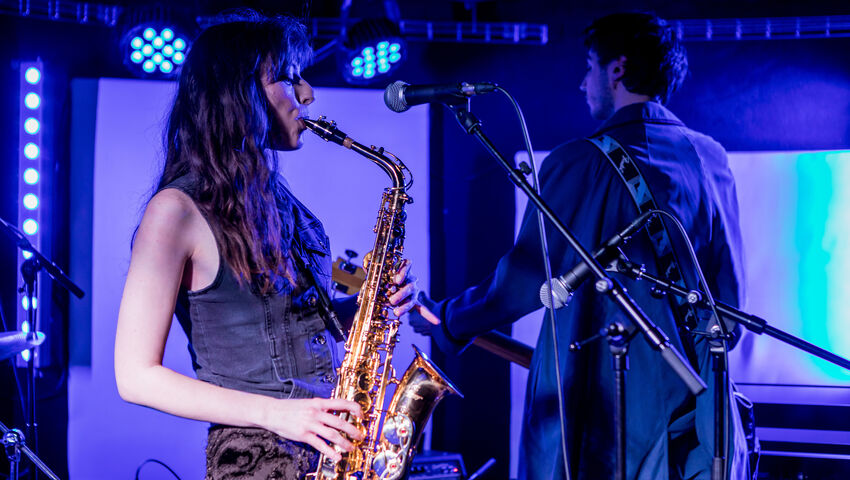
[17,60,45,366]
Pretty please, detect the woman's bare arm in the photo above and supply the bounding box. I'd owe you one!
[114,189,362,460]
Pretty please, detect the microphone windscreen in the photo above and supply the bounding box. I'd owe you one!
[540,278,571,309]
[383,80,409,113]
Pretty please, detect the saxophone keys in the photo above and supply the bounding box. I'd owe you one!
[381,414,414,447]
[373,450,405,480]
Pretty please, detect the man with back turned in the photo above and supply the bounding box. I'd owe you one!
[417,12,751,479]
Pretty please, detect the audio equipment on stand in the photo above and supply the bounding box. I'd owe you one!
[408,451,466,480]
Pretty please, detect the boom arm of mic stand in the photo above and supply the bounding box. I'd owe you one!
[448,105,707,395]
[613,256,850,371]
[0,215,85,299]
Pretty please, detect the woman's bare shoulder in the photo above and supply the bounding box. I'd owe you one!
[135,188,204,253]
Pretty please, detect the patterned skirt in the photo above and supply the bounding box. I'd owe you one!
[205,426,319,479]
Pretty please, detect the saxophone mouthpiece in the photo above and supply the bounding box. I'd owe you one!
[303,116,352,148]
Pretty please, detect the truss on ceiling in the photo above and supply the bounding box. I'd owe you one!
[3,0,548,45]
[0,0,119,26]
[5,1,850,44]
[672,15,850,41]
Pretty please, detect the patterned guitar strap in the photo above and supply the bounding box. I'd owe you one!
[586,134,700,370]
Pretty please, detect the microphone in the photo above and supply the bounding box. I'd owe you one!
[540,211,654,309]
[383,81,498,113]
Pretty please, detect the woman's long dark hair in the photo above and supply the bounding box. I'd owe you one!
[157,12,311,294]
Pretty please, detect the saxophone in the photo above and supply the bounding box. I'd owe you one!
[303,117,461,480]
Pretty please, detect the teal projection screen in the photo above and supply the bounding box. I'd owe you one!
[728,150,850,387]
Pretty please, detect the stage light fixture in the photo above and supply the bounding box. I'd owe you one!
[24,143,39,159]
[120,15,192,78]
[24,118,40,135]
[23,194,39,210]
[24,67,40,85]
[18,60,45,366]
[24,93,40,109]
[24,168,39,185]
[22,219,38,236]
[341,17,406,85]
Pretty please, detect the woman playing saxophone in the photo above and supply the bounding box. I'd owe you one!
[113,11,435,479]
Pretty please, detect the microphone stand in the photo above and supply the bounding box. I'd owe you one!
[610,254,850,370]
[0,216,84,480]
[611,252,850,480]
[568,323,637,480]
[1,421,61,480]
[446,103,706,394]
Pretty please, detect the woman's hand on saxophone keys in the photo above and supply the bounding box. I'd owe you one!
[258,397,365,462]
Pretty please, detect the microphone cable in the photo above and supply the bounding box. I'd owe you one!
[493,85,572,480]
[647,209,731,479]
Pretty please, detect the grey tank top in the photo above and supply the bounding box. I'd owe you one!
[162,174,341,400]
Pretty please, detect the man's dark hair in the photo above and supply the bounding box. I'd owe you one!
[584,12,687,104]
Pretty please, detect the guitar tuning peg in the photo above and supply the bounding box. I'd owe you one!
[345,249,358,261]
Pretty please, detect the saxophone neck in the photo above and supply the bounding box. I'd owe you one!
[303,116,409,191]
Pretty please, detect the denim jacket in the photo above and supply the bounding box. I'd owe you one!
[166,175,341,400]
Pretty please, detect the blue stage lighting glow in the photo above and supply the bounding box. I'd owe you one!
[24,93,40,109]
[389,52,402,63]
[20,349,30,362]
[21,319,30,332]
[24,118,40,135]
[24,143,39,160]
[340,18,404,85]
[23,168,39,185]
[122,24,189,77]
[25,67,41,85]
[23,194,38,210]
[22,219,38,235]
[22,251,32,259]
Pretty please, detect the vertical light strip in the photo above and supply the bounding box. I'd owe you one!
[17,60,44,366]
